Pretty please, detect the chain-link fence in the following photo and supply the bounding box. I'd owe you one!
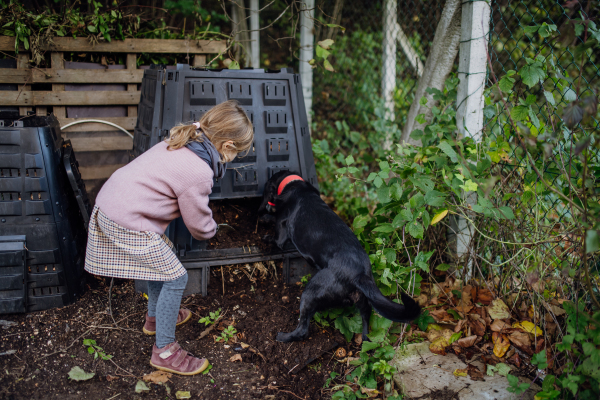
[311,0,445,140]
[486,0,599,273]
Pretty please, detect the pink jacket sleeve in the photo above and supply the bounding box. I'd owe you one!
[177,180,218,241]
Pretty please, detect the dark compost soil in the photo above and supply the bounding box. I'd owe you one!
[207,198,273,251]
[0,266,357,400]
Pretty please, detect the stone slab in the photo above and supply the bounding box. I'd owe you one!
[391,342,540,399]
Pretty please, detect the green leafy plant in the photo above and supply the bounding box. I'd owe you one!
[82,338,112,361]
[198,308,221,326]
[215,325,237,343]
[300,274,312,287]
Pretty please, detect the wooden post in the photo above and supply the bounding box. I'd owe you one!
[193,55,206,68]
[126,54,138,118]
[51,52,66,119]
[249,0,260,69]
[449,0,491,281]
[17,54,32,116]
[299,0,314,125]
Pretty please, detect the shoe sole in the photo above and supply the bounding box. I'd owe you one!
[150,357,209,376]
[143,311,193,336]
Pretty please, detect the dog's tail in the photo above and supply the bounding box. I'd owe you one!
[355,274,421,322]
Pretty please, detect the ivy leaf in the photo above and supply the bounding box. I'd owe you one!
[499,75,515,92]
[519,62,545,88]
[459,180,478,192]
[377,186,391,204]
[528,108,540,129]
[430,209,448,225]
[437,141,458,163]
[317,39,334,50]
[408,222,424,239]
[315,45,330,59]
[543,91,556,106]
[373,223,394,233]
[511,105,530,122]
[563,103,583,129]
[68,366,95,381]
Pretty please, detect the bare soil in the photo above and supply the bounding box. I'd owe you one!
[0,265,354,400]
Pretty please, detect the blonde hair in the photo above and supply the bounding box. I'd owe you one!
[166,100,254,160]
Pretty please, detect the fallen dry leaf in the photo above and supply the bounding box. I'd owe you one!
[487,299,511,320]
[416,294,428,306]
[143,370,172,384]
[427,329,442,342]
[429,336,449,356]
[535,337,545,354]
[105,375,119,382]
[490,319,511,332]
[454,319,467,333]
[477,288,494,305]
[467,364,485,381]
[507,352,522,368]
[354,333,363,346]
[545,302,566,317]
[508,331,533,355]
[492,332,511,358]
[456,291,473,313]
[453,368,468,377]
[229,354,243,362]
[512,321,543,337]
[468,314,486,337]
[430,308,453,322]
[360,387,379,398]
[456,335,478,348]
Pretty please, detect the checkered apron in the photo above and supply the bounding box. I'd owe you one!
[84,206,186,281]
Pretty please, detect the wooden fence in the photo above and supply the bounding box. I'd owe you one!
[0,36,226,201]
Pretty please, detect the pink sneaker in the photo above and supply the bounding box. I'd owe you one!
[143,308,192,335]
[150,342,209,375]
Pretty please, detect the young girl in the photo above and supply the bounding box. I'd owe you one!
[84,100,253,375]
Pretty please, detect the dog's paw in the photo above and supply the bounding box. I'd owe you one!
[276,332,292,342]
[258,214,276,225]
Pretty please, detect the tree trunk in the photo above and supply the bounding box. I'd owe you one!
[400,0,462,145]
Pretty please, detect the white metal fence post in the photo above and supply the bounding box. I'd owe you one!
[299,0,315,125]
[382,0,397,123]
[250,0,260,69]
[450,0,491,281]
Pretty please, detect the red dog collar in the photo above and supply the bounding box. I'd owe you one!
[277,175,304,196]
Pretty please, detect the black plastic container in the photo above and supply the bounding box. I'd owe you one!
[0,114,90,314]
[132,66,320,296]
[133,65,319,198]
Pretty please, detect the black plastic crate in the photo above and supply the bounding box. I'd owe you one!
[133,65,319,199]
[0,115,90,314]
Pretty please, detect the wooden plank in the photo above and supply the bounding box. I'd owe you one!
[36,107,47,116]
[17,54,32,115]
[0,68,144,84]
[126,54,138,118]
[58,117,137,132]
[193,55,206,68]
[51,53,66,119]
[79,164,126,180]
[65,136,133,152]
[0,37,226,54]
[0,90,141,106]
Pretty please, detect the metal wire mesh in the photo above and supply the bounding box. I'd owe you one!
[311,0,445,133]
[487,0,599,270]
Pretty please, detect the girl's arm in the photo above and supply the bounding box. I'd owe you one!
[177,180,218,240]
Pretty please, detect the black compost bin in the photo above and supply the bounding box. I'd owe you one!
[132,66,319,296]
[0,114,91,314]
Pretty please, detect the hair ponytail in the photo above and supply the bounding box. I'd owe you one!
[165,100,253,155]
[166,124,204,150]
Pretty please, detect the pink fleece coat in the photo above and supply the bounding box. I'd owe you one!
[95,141,217,240]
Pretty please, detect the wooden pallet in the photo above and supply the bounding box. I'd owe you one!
[0,36,226,200]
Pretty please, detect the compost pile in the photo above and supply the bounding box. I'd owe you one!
[208,198,273,251]
[0,264,354,400]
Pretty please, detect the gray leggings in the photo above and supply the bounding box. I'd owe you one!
[147,273,189,348]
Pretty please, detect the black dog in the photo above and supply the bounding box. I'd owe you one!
[258,171,421,342]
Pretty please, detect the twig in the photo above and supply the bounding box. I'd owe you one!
[221,266,226,296]
[110,359,136,377]
[108,277,116,325]
[199,315,223,339]
[35,328,91,362]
